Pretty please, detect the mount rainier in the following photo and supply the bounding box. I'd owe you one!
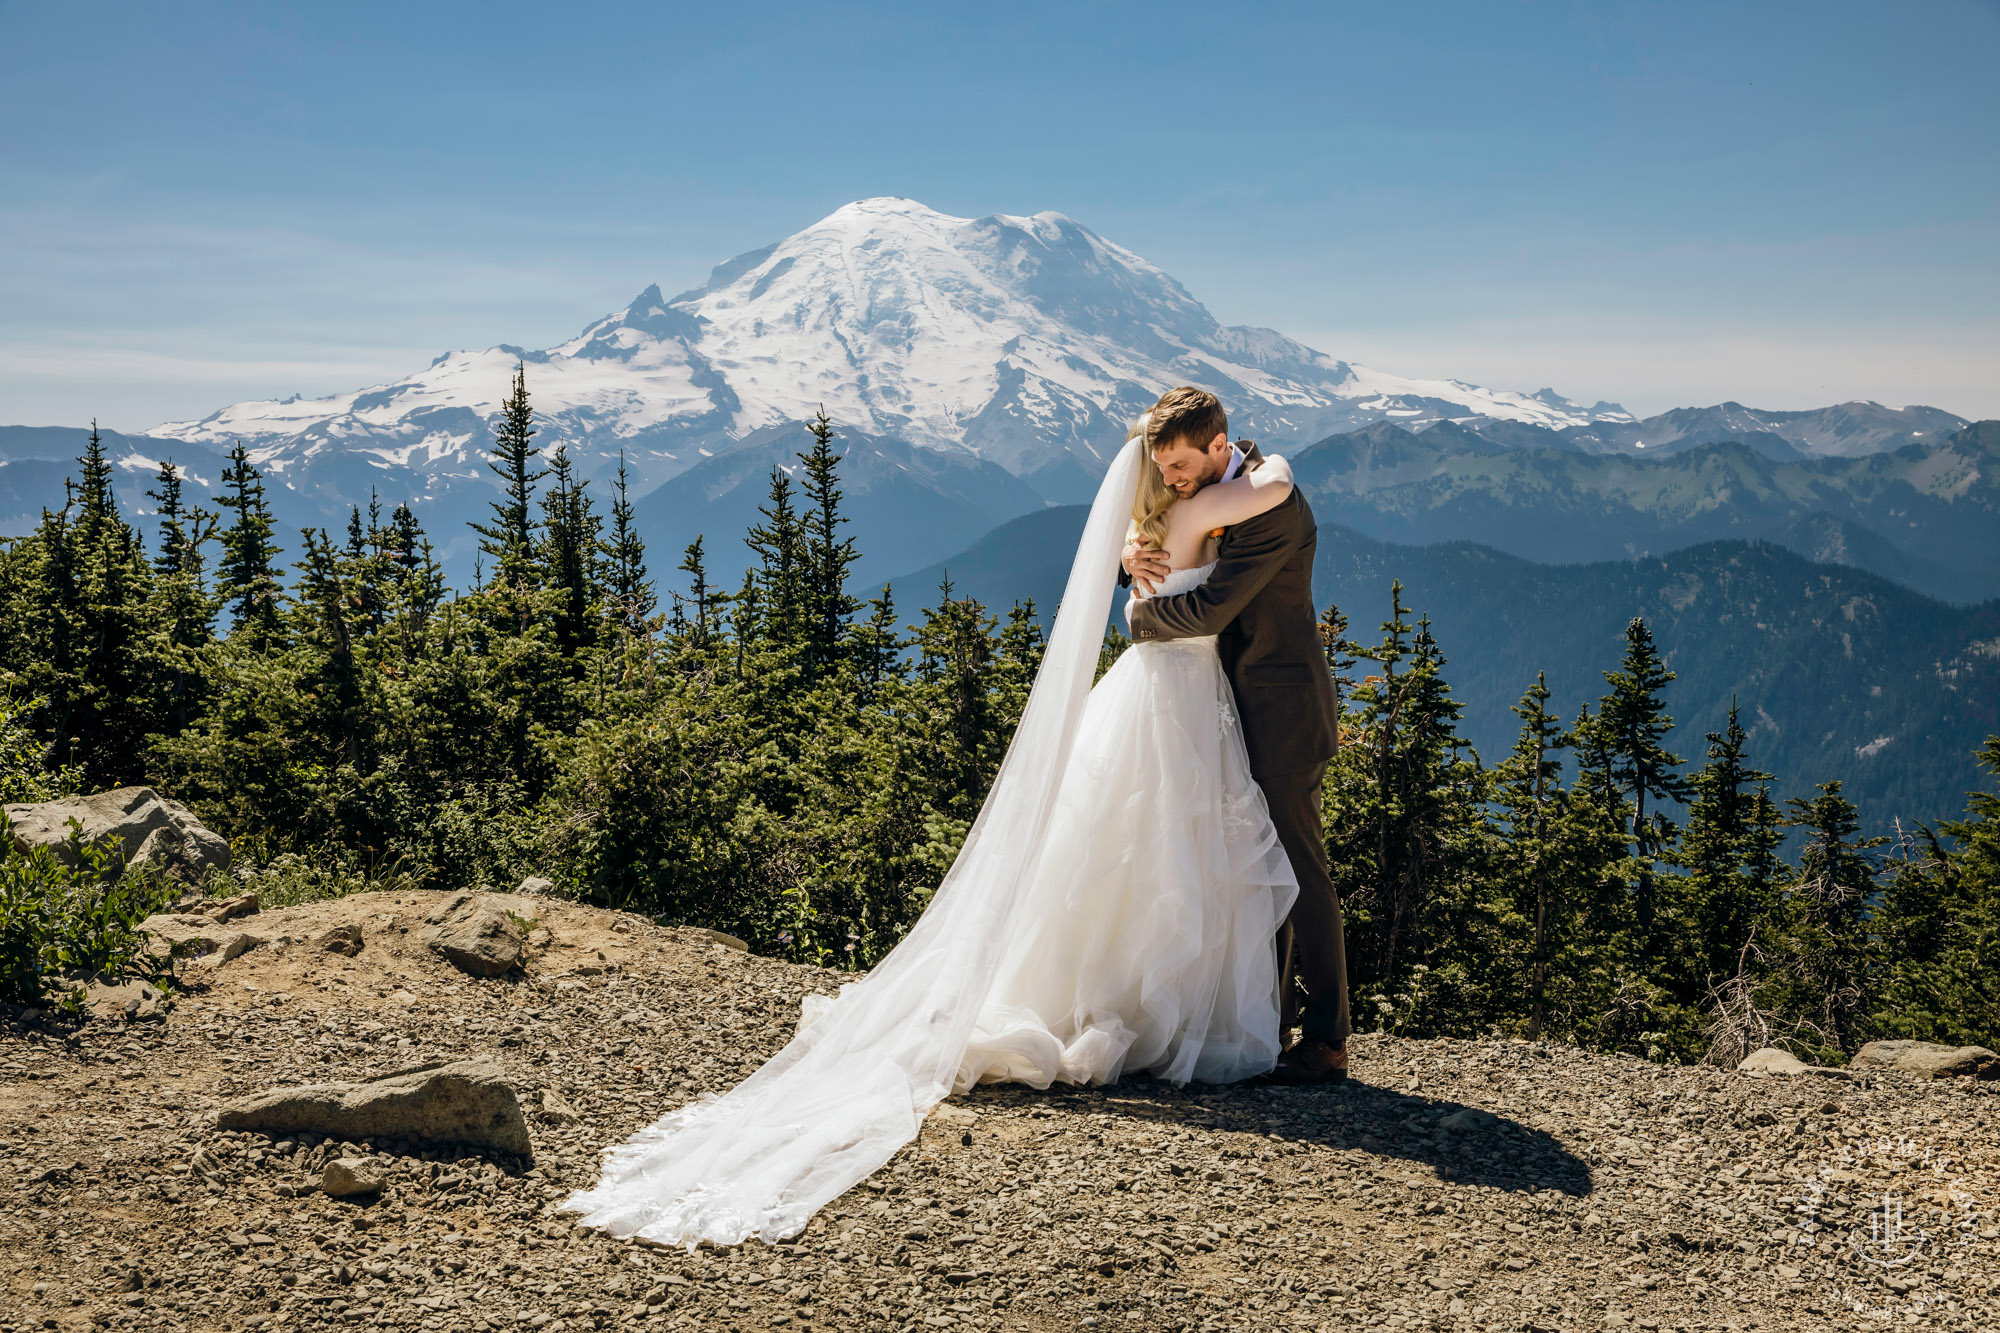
[7,197,1970,588]
[147,196,1632,507]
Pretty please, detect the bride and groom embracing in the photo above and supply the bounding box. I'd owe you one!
[559,385,1353,1249]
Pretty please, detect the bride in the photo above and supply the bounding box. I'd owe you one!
[557,408,1307,1248]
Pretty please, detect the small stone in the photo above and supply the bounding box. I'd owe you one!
[82,974,169,1023]
[322,1158,382,1197]
[135,914,254,967]
[423,896,524,977]
[538,1088,581,1125]
[315,922,365,956]
[1439,1108,1498,1132]
[194,891,261,923]
[1737,1048,1812,1076]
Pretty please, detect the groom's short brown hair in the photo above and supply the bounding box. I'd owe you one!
[1144,386,1228,454]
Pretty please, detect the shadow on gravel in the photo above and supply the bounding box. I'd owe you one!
[955,1075,1594,1198]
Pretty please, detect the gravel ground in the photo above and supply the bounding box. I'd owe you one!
[2,887,1996,1333]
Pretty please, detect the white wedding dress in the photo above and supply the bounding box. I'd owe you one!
[557,439,1298,1250]
[958,559,1299,1088]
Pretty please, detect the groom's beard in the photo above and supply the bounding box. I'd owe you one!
[1173,454,1229,498]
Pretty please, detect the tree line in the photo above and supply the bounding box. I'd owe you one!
[2,367,1995,1062]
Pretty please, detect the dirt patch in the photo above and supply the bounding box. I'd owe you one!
[3,888,1997,1333]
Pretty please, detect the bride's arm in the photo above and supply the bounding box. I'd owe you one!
[1176,455,1293,533]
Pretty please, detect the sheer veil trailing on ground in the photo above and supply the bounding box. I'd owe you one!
[556,435,1147,1248]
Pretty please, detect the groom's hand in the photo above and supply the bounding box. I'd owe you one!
[1122,540,1171,595]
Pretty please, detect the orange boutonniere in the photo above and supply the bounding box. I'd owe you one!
[1209,527,1226,539]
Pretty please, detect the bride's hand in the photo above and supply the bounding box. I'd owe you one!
[1122,539,1171,595]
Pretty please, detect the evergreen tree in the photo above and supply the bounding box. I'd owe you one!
[797,407,859,683]
[673,537,724,655]
[1868,738,2000,1047]
[1328,584,1493,1034]
[1775,782,1885,1056]
[744,466,809,655]
[72,420,120,547]
[471,363,544,588]
[55,422,154,782]
[294,527,366,767]
[1597,616,1691,948]
[603,450,654,637]
[1674,702,1779,1001]
[850,585,905,702]
[993,599,1045,721]
[1495,673,1567,1039]
[215,441,284,645]
[146,459,191,577]
[910,578,1003,823]
[537,441,602,658]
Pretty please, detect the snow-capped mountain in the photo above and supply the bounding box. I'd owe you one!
[151,197,1633,504]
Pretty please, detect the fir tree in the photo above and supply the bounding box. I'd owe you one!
[1497,673,1567,1039]
[744,466,808,655]
[1675,702,1779,1001]
[1778,782,1885,1055]
[146,460,190,577]
[797,407,859,683]
[537,442,602,658]
[471,363,544,588]
[603,450,654,637]
[215,441,284,644]
[1598,616,1690,948]
[674,537,723,655]
[911,578,1003,822]
[850,585,904,701]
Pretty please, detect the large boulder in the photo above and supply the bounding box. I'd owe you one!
[4,787,230,882]
[422,892,524,977]
[214,1057,532,1156]
[1850,1040,1999,1080]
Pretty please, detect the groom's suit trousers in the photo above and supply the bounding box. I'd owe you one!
[1262,760,1351,1049]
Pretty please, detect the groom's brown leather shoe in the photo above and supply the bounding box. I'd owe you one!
[1266,1038,1348,1085]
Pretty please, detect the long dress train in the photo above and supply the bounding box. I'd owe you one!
[556,440,1296,1249]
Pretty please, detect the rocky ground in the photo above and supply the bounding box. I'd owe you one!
[2,887,1996,1333]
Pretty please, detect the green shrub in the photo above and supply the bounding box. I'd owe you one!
[222,845,421,911]
[0,811,180,1007]
[0,689,83,804]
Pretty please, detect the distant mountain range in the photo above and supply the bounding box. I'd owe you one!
[881,513,2000,831]
[1,195,1980,598]
[1289,419,2000,603]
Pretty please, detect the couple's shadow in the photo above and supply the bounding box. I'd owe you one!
[955,1070,1594,1198]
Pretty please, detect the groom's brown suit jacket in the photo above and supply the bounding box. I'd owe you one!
[1124,441,1339,779]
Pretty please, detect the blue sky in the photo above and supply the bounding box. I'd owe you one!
[2,0,1995,430]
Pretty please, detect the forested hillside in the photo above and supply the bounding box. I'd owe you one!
[885,512,2000,831]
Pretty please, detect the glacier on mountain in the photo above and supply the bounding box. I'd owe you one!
[149,196,1631,503]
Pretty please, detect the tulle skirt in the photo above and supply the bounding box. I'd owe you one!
[956,634,1300,1088]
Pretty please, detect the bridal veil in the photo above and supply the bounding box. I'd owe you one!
[555,433,1146,1248]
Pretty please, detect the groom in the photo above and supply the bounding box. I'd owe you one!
[1120,386,1351,1084]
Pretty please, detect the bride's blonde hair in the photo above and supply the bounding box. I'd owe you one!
[1129,413,1178,551]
